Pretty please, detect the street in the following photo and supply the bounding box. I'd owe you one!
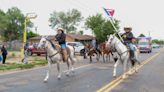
[0,48,163,92]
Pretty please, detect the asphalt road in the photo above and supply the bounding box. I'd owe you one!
[0,48,163,92]
[111,48,164,92]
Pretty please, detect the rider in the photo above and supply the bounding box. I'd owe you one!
[55,27,68,62]
[91,37,98,50]
[122,27,137,62]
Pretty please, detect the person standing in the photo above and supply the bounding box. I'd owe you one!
[1,45,8,64]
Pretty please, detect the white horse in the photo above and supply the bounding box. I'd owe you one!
[106,34,140,78]
[38,36,76,82]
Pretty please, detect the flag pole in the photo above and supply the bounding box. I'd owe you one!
[108,17,124,42]
[103,8,124,43]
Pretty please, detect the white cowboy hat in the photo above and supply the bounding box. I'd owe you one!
[57,27,64,31]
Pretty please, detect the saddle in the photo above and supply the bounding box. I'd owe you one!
[57,45,70,62]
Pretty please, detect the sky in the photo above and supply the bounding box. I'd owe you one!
[0,0,164,40]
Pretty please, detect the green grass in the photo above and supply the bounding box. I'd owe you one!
[0,60,47,71]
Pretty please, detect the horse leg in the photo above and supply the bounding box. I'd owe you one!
[103,54,105,63]
[96,53,99,62]
[113,59,120,78]
[90,56,92,63]
[66,59,70,76]
[69,55,76,73]
[106,54,109,62]
[122,58,128,79]
[44,58,51,82]
[57,61,61,80]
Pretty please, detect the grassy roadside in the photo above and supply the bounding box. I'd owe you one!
[0,60,47,71]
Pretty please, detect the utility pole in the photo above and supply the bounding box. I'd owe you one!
[22,13,37,63]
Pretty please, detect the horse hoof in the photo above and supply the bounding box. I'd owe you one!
[44,80,48,83]
[57,75,61,80]
[122,75,126,79]
[135,70,138,73]
[58,78,61,80]
[71,70,75,73]
[66,72,70,76]
[57,77,61,80]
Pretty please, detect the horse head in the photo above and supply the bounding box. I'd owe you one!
[38,36,48,49]
[106,34,116,49]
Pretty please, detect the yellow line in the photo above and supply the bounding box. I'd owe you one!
[97,49,163,92]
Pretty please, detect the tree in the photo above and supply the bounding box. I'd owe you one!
[138,34,145,37]
[0,9,8,32]
[0,7,33,41]
[85,14,119,42]
[78,30,84,35]
[27,31,38,39]
[49,9,83,33]
[152,39,164,45]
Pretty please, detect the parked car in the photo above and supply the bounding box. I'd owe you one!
[152,44,160,48]
[27,45,46,56]
[66,42,84,53]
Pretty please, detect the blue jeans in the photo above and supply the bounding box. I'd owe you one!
[60,44,66,49]
[127,43,135,51]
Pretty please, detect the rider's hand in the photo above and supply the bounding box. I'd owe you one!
[123,35,126,38]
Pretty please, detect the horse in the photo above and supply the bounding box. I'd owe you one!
[99,42,112,63]
[38,36,76,82]
[106,34,140,78]
[84,43,101,63]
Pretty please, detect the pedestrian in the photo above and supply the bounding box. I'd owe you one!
[0,51,2,64]
[1,45,8,64]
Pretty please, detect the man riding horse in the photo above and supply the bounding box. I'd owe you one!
[55,27,68,62]
[122,27,138,63]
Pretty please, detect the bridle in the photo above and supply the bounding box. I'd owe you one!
[108,35,129,61]
[41,38,59,60]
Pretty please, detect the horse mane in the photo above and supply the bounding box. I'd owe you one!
[45,38,56,49]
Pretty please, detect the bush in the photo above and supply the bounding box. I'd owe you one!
[0,60,47,71]
[11,52,16,57]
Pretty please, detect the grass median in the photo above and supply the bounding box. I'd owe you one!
[0,60,47,71]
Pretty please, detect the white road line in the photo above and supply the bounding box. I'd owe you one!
[0,63,92,76]
[63,64,92,73]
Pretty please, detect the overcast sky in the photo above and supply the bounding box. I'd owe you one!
[0,0,164,39]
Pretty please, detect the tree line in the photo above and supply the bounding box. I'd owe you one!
[2,7,162,44]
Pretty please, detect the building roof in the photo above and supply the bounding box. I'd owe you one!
[67,34,94,40]
[29,34,94,41]
[29,35,55,40]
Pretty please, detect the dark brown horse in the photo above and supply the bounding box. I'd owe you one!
[84,43,101,63]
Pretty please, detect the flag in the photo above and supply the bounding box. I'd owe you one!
[103,8,115,17]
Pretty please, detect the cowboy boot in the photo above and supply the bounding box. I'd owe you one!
[130,50,140,64]
[130,50,135,60]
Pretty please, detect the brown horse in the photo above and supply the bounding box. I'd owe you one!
[99,42,119,63]
[84,43,101,63]
[99,42,111,62]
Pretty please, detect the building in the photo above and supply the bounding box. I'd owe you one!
[29,34,94,45]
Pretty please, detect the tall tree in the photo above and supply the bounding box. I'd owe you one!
[85,14,119,42]
[27,31,38,39]
[49,9,83,33]
[138,34,145,37]
[78,30,84,35]
[0,7,33,41]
